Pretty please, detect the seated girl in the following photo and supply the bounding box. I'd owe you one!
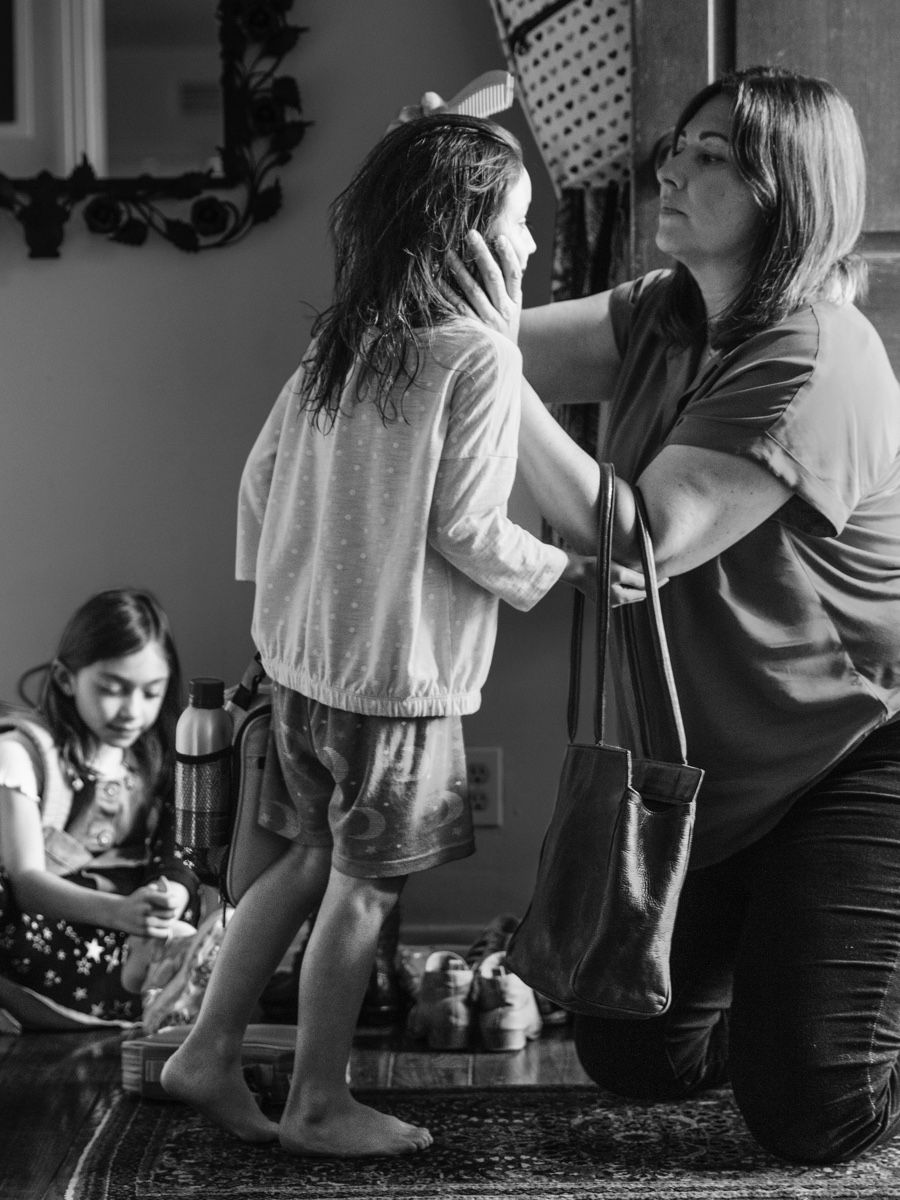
[0,588,200,1029]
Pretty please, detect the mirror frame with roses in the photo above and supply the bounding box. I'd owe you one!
[0,0,310,258]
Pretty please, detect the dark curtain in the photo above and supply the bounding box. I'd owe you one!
[543,181,629,541]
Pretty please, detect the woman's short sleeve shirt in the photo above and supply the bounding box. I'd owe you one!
[606,270,900,865]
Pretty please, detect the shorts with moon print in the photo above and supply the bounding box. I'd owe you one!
[257,682,476,877]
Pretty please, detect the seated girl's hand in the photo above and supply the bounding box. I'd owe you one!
[122,881,182,938]
[152,876,191,921]
[447,230,523,344]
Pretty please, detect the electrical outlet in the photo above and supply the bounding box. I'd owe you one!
[466,746,503,827]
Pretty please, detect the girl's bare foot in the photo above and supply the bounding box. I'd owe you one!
[160,1045,279,1143]
[280,1094,432,1157]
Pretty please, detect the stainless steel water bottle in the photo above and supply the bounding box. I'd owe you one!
[174,677,233,849]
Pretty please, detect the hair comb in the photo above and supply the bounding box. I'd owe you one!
[443,70,515,119]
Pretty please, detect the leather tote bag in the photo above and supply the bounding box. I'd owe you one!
[506,464,704,1019]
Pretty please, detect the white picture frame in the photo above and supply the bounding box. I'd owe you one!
[0,0,105,178]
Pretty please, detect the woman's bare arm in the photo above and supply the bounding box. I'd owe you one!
[455,234,791,574]
[518,385,791,569]
[518,380,601,551]
[452,231,622,405]
[519,293,621,406]
[636,445,792,574]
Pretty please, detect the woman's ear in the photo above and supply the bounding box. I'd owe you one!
[51,660,74,697]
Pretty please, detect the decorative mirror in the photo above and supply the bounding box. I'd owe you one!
[0,0,309,257]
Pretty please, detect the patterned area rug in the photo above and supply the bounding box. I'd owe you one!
[66,1086,900,1199]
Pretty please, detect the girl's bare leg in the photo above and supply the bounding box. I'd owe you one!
[161,842,330,1142]
[279,867,432,1157]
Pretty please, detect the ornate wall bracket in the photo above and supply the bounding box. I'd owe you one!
[0,0,310,257]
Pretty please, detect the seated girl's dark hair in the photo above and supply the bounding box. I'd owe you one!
[299,113,525,428]
[659,65,868,348]
[18,587,182,794]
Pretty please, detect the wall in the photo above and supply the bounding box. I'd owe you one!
[0,0,573,940]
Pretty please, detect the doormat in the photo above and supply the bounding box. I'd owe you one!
[66,1085,900,1199]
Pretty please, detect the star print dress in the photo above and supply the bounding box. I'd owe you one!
[0,719,199,1028]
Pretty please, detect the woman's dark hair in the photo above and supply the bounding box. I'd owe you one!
[17,588,182,794]
[659,65,868,347]
[299,113,525,428]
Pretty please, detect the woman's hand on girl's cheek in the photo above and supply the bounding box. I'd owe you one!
[447,231,522,343]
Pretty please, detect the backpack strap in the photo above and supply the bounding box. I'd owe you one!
[0,708,75,832]
[225,655,269,740]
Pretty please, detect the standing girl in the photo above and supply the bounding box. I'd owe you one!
[0,588,199,1029]
[161,114,598,1156]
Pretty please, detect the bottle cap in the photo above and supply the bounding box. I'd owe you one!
[188,677,225,708]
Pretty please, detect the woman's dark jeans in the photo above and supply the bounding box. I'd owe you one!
[574,719,900,1164]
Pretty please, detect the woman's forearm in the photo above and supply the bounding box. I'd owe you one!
[518,380,642,562]
[519,293,620,406]
[518,380,600,553]
[519,385,794,582]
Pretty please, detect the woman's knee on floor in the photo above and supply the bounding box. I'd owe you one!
[574,1013,727,1102]
[733,1053,900,1165]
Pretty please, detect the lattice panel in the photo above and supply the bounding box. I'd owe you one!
[489,0,632,192]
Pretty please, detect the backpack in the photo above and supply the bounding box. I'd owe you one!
[0,706,75,833]
[202,657,286,906]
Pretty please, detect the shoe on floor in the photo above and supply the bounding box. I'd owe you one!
[463,913,520,968]
[535,990,572,1025]
[405,950,474,1050]
[473,950,542,1052]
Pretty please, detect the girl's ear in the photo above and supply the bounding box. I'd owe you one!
[51,660,75,697]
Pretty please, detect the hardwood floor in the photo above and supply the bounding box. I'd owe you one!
[0,1017,591,1200]
[351,1019,590,1089]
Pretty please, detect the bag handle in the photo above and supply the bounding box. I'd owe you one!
[567,463,614,742]
[567,462,690,764]
[228,653,267,714]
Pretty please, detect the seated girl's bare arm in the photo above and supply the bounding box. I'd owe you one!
[0,783,120,926]
[1,755,187,937]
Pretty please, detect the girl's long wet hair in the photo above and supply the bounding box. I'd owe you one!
[298,113,525,429]
[659,65,868,348]
[17,588,182,795]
